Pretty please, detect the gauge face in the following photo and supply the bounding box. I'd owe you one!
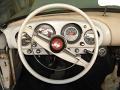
[35,23,55,38]
[61,23,82,44]
[84,30,95,45]
[22,32,31,46]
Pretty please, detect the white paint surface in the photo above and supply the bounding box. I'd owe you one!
[98,0,120,6]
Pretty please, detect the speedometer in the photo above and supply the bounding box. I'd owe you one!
[35,23,56,38]
[61,23,82,44]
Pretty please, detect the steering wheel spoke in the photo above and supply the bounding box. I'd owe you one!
[33,35,88,67]
[63,48,89,67]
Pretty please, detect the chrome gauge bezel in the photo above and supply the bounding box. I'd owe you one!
[21,32,31,46]
[34,23,56,38]
[61,23,82,44]
[84,29,96,45]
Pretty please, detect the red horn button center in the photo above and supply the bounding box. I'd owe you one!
[50,36,66,53]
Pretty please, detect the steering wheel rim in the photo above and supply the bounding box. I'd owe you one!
[18,3,99,84]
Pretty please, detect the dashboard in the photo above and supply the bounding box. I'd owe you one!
[1,8,120,87]
[3,12,113,56]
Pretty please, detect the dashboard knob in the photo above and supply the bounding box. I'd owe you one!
[27,49,32,54]
[32,42,37,47]
[36,49,41,53]
[98,47,107,57]
[75,48,80,53]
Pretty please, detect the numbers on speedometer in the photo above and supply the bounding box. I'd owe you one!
[35,23,56,38]
[61,23,82,44]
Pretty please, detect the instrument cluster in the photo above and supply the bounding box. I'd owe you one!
[21,21,101,55]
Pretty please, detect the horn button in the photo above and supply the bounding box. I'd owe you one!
[50,36,66,53]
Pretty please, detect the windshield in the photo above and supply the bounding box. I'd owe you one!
[0,0,119,25]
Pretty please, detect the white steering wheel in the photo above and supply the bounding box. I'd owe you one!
[18,3,99,84]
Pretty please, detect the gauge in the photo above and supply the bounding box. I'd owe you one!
[35,23,56,38]
[22,32,31,46]
[61,23,82,44]
[84,30,95,45]
[15,32,31,46]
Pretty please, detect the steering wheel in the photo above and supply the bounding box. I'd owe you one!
[18,3,99,84]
